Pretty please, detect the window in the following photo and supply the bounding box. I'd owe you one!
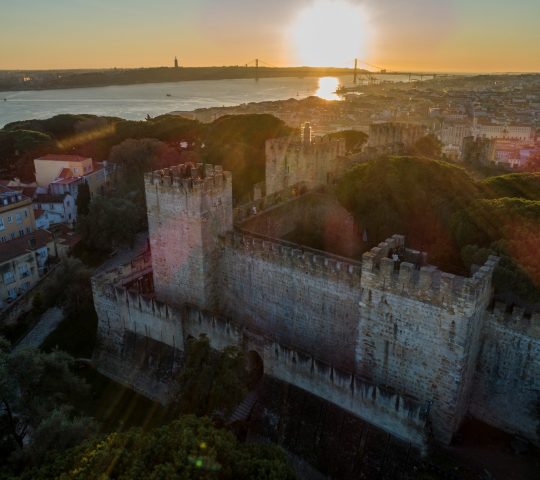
[10,232,16,240]
[19,229,24,237]
[1,236,6,243]
[66,200,70,207]
[24,209,28,218]
[7,288,17,299]
[15,213,22,224]
[26,227,31,234]
[7,215,12,224]
[0,217,4,231]
[18,264,29,277]
[3,271,15,284]
[73,167,79,174]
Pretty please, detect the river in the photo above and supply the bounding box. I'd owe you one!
[0,74,412,127]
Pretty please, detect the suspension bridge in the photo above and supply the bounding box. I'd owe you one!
[242,57,446,84]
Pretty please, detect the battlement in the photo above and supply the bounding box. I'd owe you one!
[233,182,308,224]
[488,302,540,338]
[144,163,231,193]
[222,230,362,285]
[362,235,499,308]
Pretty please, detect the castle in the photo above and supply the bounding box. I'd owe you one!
[92,129,540,451]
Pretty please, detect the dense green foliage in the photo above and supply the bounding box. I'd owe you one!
[0,338,94,472]
[336,156,540,305]
[77,196,144,252]
[17,416,295,480]
[202,114,293,201]
[75,182,91,216]
[1,113,293,203]
[173,336,247,418]
[41,258,94,316]
[407,134,443,159]
[480,173,540,200]
[337,156,480,271]
[323,129,368,153]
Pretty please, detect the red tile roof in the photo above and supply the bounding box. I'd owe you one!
[0,229,53,264]
[57,167,74,179]
[35,154,91,162]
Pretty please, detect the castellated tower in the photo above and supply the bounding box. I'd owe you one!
[359,235,499,443]
[265,129,346,196]
[144,163,232,310]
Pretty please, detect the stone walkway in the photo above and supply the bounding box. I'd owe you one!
[14,307,64,351]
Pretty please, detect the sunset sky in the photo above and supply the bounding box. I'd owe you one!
[1,0,539,72]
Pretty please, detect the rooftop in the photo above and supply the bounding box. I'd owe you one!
[35,193,70,203]
[35,154,91,162]
[0,229,53,264]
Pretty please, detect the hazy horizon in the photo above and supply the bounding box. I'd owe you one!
[2,0,539,73]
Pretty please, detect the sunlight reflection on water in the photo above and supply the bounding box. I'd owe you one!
[315,77,340,101]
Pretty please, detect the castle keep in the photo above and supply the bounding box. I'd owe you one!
[92,132,540,450]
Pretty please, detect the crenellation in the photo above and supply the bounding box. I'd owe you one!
[94,146,540,451]
[488,302,540,338]
[362,237,498,312]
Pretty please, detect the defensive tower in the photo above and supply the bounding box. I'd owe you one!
[144,163,232,309]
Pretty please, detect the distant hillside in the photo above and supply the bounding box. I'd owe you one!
[0,66,359,91]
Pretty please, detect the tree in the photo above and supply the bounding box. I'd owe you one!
[202,114,294,202]
[77,196,143,252]
[20,416,296,480]
[76,182,91,216]
[41,258,94,316]
[109,138,181,195]
[408,134,443,159]
[174,336,247,417]
[324,130,368,153]
[0,338,94,471]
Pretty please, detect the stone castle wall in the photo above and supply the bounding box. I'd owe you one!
[92,152,540,449]
[358,236,499,442]
[218,231,363,371]
[469,304,540,440]
[92,279,429,447]
[265,136,345,196]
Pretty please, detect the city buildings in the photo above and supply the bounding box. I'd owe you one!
[0,229,54,307]
[0,186,36,243]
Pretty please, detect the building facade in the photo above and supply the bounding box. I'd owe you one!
[0,230,53,307]
[34,193,76,226]
[0,187,36,243]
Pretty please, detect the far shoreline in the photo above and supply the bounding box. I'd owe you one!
[0,66,364,93]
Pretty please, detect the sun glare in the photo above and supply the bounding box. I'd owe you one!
[289,0,371,67]
[316,77,340,100]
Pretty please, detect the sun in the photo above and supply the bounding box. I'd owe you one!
[288,0,371,67]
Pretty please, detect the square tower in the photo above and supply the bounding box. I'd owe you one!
[144,164,232,310]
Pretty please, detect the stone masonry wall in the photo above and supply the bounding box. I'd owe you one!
[92,280,429,448]
[265,136,345,196]
[359,236,498,443]
[469,304,540,444]
[145,164,233,310]
[218,231,363,372]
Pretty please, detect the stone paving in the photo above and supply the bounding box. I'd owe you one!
[14,307,63,351]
